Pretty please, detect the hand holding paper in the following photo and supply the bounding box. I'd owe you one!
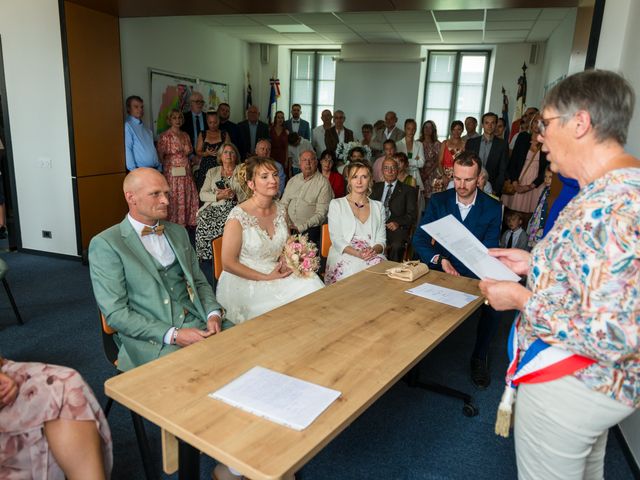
[421,215,521,282]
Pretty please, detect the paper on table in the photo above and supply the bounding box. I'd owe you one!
[406,282,478,308]
[210,366,341,431]
[421,215,521,282]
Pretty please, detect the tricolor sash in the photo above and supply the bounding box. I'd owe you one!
[495,315,596,437]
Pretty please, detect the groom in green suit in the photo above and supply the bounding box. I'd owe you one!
[89,168,224,371]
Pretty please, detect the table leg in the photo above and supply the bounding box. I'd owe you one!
[178,439,200,480]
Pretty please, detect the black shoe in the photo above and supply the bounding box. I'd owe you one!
[470,357,490,389]
[0,226,7,240]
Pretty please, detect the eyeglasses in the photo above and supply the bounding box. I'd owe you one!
[536,115,567,135]
[192,100,205,104]
[382,166,398,171]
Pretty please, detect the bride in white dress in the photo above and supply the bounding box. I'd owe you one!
[216,156,324,325]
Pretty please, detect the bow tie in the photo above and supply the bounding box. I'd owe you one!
[292,120,300,123]
[141,225,165,236]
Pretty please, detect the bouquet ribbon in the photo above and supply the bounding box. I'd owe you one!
[495,315,596,437]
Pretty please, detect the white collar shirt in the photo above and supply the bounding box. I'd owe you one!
[127,214,176,267]
[455,190,478,221]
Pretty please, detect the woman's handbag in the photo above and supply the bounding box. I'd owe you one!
[385,261,429,282]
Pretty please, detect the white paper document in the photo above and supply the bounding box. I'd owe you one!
[210,366,341,431]
[421,215,521,282]
[406,282,478,308]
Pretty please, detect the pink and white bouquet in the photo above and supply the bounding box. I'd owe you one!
[283,234,320,277]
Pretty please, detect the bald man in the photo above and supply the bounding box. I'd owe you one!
[89,168,224,371]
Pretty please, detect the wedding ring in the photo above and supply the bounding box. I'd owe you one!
[484,299,490,306]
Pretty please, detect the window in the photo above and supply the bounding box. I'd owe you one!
[423,51,491,141]
[290,50,339,128]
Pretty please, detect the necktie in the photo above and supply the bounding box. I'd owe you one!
[506,231,513,248]
[196,115,203,136]
[384,183,393,221]
[141,225,165,236]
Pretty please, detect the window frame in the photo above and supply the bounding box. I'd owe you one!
[289,49,340,129]
[422,50,492,140]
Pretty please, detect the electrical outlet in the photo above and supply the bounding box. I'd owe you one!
[38,157,52,168]
[42,230,52,239]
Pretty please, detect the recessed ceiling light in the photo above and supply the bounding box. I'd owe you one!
[268,24,314,33]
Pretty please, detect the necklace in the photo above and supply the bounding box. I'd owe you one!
[348,195,368,209]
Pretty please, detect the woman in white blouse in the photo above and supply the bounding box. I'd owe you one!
[324,161,386,285]
[396,118,425,214]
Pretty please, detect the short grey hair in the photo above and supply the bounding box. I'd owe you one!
[542,69,635,145]
[479,167,489,180]
[299,149,317,161]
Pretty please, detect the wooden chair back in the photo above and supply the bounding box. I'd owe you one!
[212,236,223,280]
[321,224,331,257]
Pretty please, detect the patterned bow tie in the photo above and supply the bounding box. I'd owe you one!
[141,225,165,236]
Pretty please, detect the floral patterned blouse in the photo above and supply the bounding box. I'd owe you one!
[521,168,640,408]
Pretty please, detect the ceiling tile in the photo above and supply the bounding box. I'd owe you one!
[485,21,534,31]
[360,32,403,41]
[349,23,395,33]
[250,14,300,25]
[307,24,353,33]
[334,12,389,24]
[289,13,343,25]
[485,8,541,21]
[538,8,571,20]
[433,10,485,22]
[382,11,434,23]
[527,20,560,39]
[399,32,442,43]
[484,30,529,40]
[319,32,364,42]
[440,31,484,43]
[204,15,259,26]
[392,23,438,32]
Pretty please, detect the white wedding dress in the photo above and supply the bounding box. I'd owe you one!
[216,202,324,325]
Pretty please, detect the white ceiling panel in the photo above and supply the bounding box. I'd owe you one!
[290,13,343,25]
[250,14,300,25]
[392,23,438,32]
[334,12,389,24]
[383,11,434,23]
[538,8,571,20]
[527,20,561,40]
[204,15,259,26]
[316,33,363,43]
[307,24,354,33]
[485,8,541,21]
[399,32,442,43]
[484,30,529,40]
[350,23,395,33]
[485,21,535,31]
[440,31,484,43]
[433,10,485,22]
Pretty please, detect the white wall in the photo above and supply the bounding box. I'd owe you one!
[119,16,250,126]
[539,9,577,100]
[596,0,640,467]
[0,0,78,255]
[248,43,279,123]
[487,43,543,118]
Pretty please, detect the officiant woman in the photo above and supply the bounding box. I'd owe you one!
[479,70,639,479]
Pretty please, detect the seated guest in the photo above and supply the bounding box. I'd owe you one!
[195,143,247,271]
[157,109,199,228]
[466,112,509,195]
[370,111,405,154]
[287,132,313,177]
[324,110,354,154]
[413,151,502,388]
[371,158,417,262]
[89,168,224,371]
[477,167,494,196]
[281,149,333,246]
[373,139,397,182]
[325,161,386,285]
[319,149,345,198]
[284,103,311,140]
[269,110,289,170]
[500,211,527,250]
[395,152,417,187]
[255,139,286,197]
[194,111,226,191]
[0,356,112,479]
[480,70,638,479]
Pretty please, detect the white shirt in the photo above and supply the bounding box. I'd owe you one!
[127,214,175,267]
[336,128,345,144]
[312,125,328,155]
[455,190,477,221]
[290,118,300,133]
[383,180,397,201]
[384,127,394,139]
[505,227,524,248]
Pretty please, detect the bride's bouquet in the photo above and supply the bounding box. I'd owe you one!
[283,234,320,277]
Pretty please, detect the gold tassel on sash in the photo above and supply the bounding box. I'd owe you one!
[495,386,516,438]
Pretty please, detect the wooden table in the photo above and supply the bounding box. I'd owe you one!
[105,262,483,480]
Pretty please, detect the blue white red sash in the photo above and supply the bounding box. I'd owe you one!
[505,315,595,387]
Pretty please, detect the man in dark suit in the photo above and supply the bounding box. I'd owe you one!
[217,102,239,146]
[324,110,354,154]
[412,151,502,388]
[237,105,269,160]
[465,112,509,195]
[284,103,310,141]
[180,91,206,149]
[371,155,417,262]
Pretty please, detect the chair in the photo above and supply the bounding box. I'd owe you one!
[320,224,331,258]
[211,235,223,280]
[99,311,157,480]
[0,258,23,325]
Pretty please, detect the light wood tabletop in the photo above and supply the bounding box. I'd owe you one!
[105,261,483,480]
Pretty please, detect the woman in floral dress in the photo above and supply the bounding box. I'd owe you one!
[157,109,199,227]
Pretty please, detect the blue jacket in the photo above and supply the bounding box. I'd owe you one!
[284,118,311,140]
[412,188,502,278]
